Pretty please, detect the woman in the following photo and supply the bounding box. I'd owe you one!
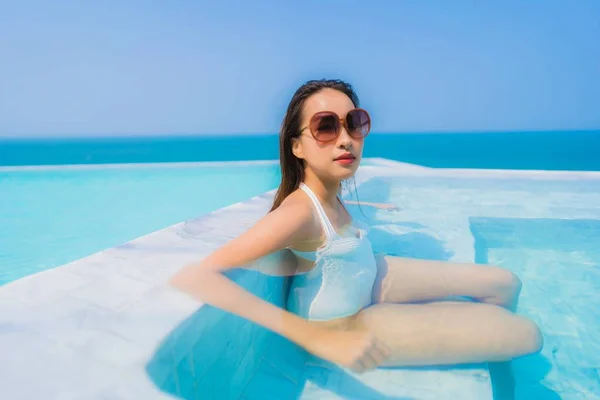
[169,79,542,383]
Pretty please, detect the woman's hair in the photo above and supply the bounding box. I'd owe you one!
[269,79,360,212]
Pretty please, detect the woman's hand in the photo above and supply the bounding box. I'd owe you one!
[374,202,400,211]
[301,327,392,373]
[344,200,400,211]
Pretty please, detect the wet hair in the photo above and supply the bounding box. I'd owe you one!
[269,79,360,212]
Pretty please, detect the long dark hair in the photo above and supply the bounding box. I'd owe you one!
[269,79,360,212]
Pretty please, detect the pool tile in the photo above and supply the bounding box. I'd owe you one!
[296,381,345,400]
[0,330,125,399]
[0,269,89,306]
[65,328,151,367]
[97,369,176,400]
[243,360,299,399]
[175,356,197,399]
[554,368,600,399]
[262,334,308,384]
[68,272,154,311]
[220,340,262,399]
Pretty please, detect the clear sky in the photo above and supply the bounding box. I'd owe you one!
[1,0,599,137]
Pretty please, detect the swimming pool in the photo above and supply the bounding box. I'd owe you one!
[144,166,600,399]
[0,162,281,285]
[357,172,600,399]
[1,161,599,399]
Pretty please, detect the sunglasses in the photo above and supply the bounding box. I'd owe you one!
[300,108,371,143]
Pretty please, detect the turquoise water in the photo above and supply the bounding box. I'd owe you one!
[145,173,600,399]
[370,175,600,399]
[471,218,600,399]
[1,130,599,171]
[0,163,281,284]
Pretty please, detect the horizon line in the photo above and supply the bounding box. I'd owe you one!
[1,128,599,140]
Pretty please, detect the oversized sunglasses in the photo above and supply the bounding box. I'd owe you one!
[300,108,371,143]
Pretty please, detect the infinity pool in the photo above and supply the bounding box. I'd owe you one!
[144,168,600,399]
[0,162,281,284]
[1,162,599,399]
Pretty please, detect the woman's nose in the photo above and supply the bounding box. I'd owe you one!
[336,125,352,147]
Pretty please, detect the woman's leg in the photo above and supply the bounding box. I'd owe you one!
[370,256,533,399]
[352,301,541,400]
[353,301,543,367]
[372,255,522,311]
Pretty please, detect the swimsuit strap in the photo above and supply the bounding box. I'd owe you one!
[299,183,338,240]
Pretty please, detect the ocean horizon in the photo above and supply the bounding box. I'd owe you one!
[1,130,599,171]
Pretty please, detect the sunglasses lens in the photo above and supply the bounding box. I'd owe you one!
[347,109,370,138]
[312,113,339,141]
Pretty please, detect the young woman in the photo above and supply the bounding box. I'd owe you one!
[169,79,542,384]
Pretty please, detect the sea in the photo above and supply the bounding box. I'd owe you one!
[1,130,599,170]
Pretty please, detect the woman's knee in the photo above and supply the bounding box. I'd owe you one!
[512,317,543,356]
[486,267,522,308]
[501,269,522,299]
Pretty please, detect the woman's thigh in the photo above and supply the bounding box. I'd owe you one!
[372,255,521,307]
[353,301,542,367]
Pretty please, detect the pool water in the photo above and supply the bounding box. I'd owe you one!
[2,161,599,399]
[0,162,281,285]
[356,174,600,399]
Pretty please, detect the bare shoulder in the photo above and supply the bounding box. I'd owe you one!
[265,191,317,244]
[195,189,318,272]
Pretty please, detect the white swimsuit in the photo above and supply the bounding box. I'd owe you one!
[286,183,378,321]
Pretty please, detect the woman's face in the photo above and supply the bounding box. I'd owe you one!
[292,88,367,182]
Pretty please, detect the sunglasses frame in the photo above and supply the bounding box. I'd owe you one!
[300,108,371,143]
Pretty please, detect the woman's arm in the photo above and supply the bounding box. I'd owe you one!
[168,200,320,347]
[170,198,393,372]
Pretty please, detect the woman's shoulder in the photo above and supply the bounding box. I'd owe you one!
[267,188,341,250]
[190,190,318,273]
[269,189,322,238]
[274,190,313,218]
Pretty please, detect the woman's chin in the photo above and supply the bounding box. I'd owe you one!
[336,165,359,180]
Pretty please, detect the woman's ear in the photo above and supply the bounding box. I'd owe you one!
[291,137,304,160]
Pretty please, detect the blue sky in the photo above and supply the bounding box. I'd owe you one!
[1,0,599,137]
